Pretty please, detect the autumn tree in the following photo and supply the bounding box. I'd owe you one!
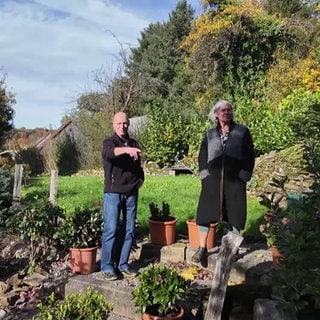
[181,1,295,113]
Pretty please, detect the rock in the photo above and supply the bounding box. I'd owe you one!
[0,309,7,319]
[0,282,9,295]
[23,273,46,287]
[253,298,297,320]
[0,295,9,309]
[6,273,23,289]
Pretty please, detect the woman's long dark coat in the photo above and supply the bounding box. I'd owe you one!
[196,123,255,230]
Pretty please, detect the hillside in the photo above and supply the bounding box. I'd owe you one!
[4,128,54,149]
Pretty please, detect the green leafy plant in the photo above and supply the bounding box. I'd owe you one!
[271,141,320,313]
[139,99,186,167]
[260,141,320,313]
[259,175,290,247]
[132,264,189,317]
[0,167,14,228]
[149,201,174,222]
[58,207,103,248]
[34,286,113,320]
[8,198,66,271]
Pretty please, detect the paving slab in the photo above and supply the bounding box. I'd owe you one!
[65,273,140,320]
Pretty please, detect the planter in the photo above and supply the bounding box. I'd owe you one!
[142,305,184,320]
[187,219,218,249]
[69,246,98,274]
[271,245,284,269]
[148,216,176,245]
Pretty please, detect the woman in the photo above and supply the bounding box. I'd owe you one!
[191,100,255,263]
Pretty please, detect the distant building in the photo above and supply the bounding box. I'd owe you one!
[33,120,81,174]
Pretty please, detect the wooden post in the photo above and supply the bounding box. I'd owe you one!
[204,231,244,320]
[13,164,24,203]
[49,170,58,205]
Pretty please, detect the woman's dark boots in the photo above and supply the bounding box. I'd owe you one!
[191,246,207,263]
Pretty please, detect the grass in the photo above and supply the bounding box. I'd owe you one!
[22,175,266,241]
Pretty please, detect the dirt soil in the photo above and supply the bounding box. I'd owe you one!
[0,232,29,280]
[0,232,214,320]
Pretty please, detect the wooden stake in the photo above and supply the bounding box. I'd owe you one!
[49,169,58,205]
[13,164,24,203]
[204,231,244,320]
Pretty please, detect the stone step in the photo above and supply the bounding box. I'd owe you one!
[65,240,274,319]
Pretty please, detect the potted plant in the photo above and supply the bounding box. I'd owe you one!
[59,206,103,274]
[186,217,218,250]
[148,201,176,245]
[132,263,189,319]
[34,286,113,319]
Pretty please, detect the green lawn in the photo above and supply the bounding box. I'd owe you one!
[22,175,266,240]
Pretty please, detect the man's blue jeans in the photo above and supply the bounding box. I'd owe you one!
[100,192,138,273]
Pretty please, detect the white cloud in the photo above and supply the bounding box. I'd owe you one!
[1,0,202,129]
[0,0,152,128]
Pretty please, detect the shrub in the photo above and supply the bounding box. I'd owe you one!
[132,263,189,316]
[8,199,66,272]
[0,167,13,228]
[260,140,320,312]
[34,286,113,320]
[57,207,103,248]
[140,98,186,167]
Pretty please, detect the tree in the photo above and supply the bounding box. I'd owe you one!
[181,1,295,112]
[126,0,194,107]
[0,74,15,148]
[261,0,320,18]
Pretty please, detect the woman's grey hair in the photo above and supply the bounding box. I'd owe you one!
[208,100,233,123]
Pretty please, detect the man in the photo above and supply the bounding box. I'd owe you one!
[100,112,144,280]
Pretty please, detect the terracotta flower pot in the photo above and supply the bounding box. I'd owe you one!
[186,219,218,249]
[141,305,184,320]
[271,245,284,269]
[69,246,98,274]
[148,217,177,245]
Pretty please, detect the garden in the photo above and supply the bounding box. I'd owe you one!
[1,0,320,319]
[1,141,320,319]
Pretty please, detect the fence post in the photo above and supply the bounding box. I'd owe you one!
[49,170,58,205]
[13,164,24,203]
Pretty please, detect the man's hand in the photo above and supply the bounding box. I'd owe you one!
[126,147,141,160]
[114,146,142,160]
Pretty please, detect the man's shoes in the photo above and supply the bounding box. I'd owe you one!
[120,268,138,277]
[191,247,207,263]
[102,271,118,281]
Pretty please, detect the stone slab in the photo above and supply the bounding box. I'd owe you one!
[65,274,140,320]
[160,242,186,263]
[65,241,274,319]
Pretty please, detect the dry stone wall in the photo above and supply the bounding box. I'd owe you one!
[249,145,315,195]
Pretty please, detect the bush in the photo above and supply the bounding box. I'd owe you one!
[34,286,113,320]
[140,98,186,167]
[8,199,66,271]
[263,140,320,312]
[0,167,13,228]
[58,207,103,248]
[132,263,189,316]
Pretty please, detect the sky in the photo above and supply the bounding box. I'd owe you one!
[0,0,202,129]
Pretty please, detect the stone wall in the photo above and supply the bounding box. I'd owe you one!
[249,145,315,195]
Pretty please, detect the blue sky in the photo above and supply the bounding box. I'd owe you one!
[0,0,202,129]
